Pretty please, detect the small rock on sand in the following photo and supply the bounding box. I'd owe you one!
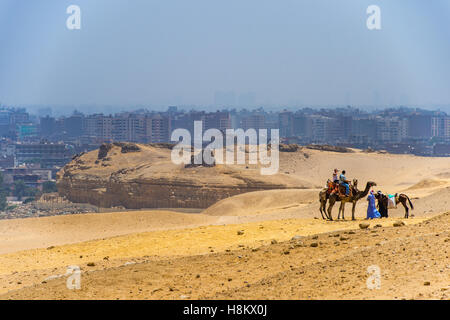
[394,221,405,227]
[359,223,370,229]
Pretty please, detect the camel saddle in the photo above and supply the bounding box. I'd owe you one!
[326,181,353,198]
[337,184,353,199]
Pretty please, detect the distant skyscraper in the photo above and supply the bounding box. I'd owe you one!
[408,114,432,138]
[278,110,294,138]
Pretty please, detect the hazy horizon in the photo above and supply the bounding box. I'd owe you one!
[1,0,450,112]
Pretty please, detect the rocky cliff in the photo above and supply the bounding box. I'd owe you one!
[57,143,312,209]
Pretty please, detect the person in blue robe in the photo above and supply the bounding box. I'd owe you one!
[367,190,381,219]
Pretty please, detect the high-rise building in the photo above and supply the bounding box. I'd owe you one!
[408,114,432,138]
[15,143,68,168]
[0,110,12,136]
[204,111,231,132]
[242,114,265,131]
[16,123,38,141]
[146,114,170,143]
[64,113,84,138]
[40,116,56,137]
[278,110,294,137]
[376,117,408,143]
[112,114,146,142]
[293,114,311,137]
[432,116,450,138]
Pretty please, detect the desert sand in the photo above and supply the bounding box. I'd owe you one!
[0,149,449,299]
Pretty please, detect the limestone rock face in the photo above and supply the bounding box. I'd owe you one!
[57,144,311,209]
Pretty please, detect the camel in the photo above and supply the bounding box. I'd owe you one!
[319,178,359,220]
[327,180,377,221]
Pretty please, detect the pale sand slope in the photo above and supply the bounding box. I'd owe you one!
[280,149,450,192]
[202,189,317,216]
[0,210,219,254]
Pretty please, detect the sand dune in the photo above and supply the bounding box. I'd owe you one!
[202,189,317,216]
[407,178,449,190]
[435,171,450,179]
[280,149,450,192]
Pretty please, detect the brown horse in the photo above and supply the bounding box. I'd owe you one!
[395,193,414,218]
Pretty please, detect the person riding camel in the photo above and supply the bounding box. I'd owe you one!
[339,170,351,196]
[325,169,340,195]
[332,169,339,184]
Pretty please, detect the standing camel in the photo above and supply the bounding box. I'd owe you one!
[327,181,377,221]
[319,179,357,220]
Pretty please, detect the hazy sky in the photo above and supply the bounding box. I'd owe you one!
[1,0,450,111]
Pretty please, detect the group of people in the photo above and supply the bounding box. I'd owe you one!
[368,190,390,219]
[330,169,390,219]
[332,168,350,196]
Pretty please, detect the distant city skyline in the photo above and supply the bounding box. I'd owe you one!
[3,103,449,118]
[1,1,450,110]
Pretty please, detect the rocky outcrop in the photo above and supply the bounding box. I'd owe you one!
[57,144,311,209]
[306,144,354,153]
[279,144,300,152]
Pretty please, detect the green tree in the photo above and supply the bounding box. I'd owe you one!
[13,180,27,201]
[13,180,37,201]
[42,181,58,193]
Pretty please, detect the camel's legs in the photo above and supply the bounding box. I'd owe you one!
[319,200,326,220]
[338,202,345,220]
[351,201,357,221]
[319,205,324,220]
[341,202,345,220]
[320,197,330,220]
[327,198,335,221]
[337,203,341,220]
